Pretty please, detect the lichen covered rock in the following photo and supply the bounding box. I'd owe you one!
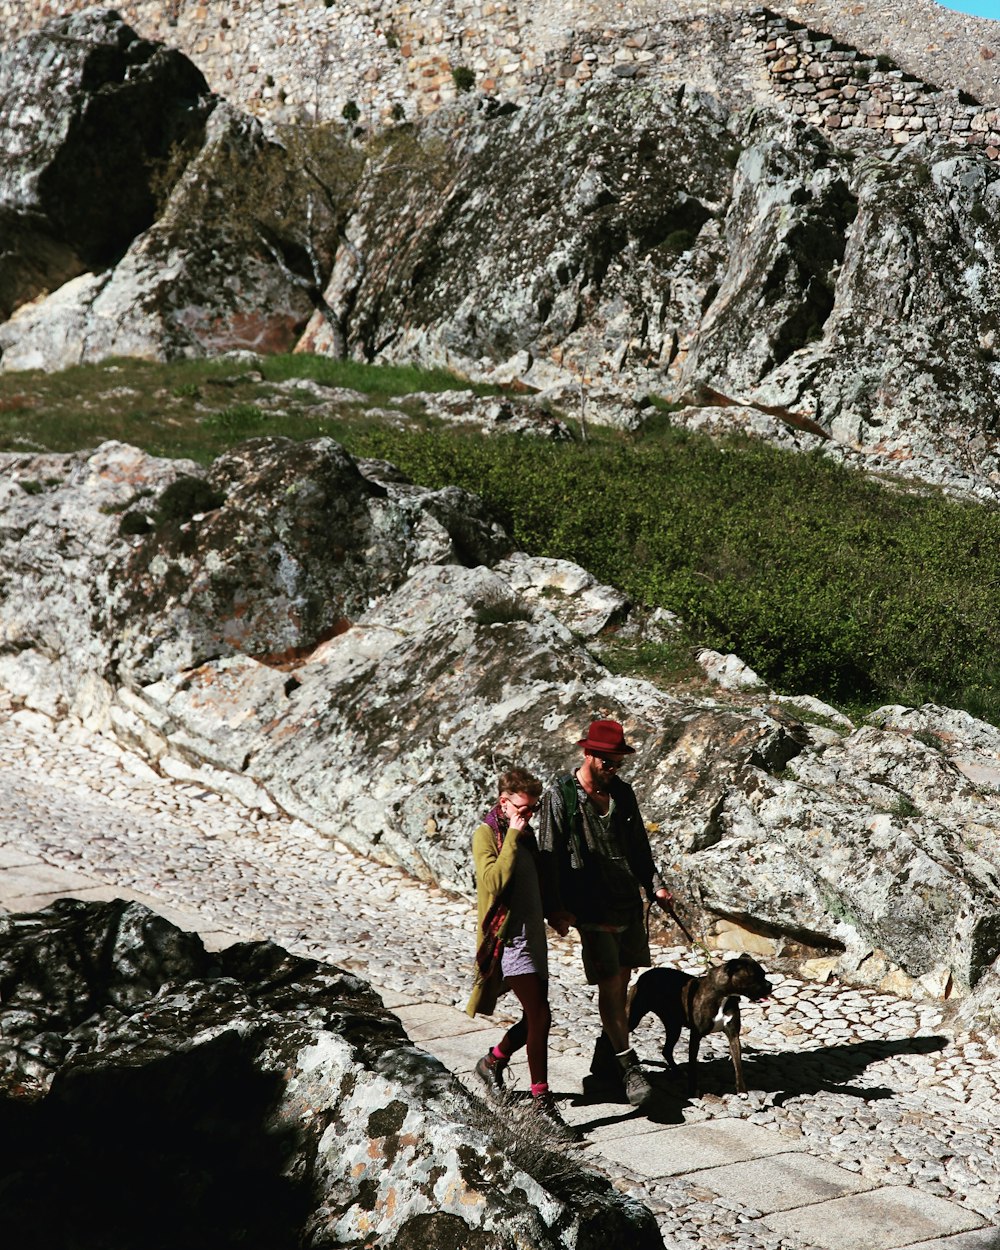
[0,898,660,1249]
[0,8,213,320]
[2,441,1000,1001]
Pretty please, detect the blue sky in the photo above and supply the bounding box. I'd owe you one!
[940,0,1000,18]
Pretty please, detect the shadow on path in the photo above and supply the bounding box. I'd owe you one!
[644,1034,949,1106]
[563,1034,949,1131]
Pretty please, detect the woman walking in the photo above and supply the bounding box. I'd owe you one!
[466,767,576,1138]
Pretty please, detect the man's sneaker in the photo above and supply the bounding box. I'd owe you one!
[589,1032,621,1083]
[617,1048,655,1110]
[530,1091,581,1141]
[623,1064,655,1109]
[475,1051,507,1097]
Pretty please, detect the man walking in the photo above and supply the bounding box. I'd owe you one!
[537,718,670,1109]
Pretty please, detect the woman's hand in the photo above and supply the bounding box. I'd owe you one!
[502,793,538,836]
[506,806,530,835]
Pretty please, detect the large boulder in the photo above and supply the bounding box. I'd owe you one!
[684,120,1000,501]
[0,898,659,1249]
[0,8,213,320]
[0,437,510,703]
[106,435,511,685]
[0,101,356,371]
[0,12,361,371]
[301,85,734,401]
[0,442,198,717]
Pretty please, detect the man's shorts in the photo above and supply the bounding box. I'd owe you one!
[579,909,650,985]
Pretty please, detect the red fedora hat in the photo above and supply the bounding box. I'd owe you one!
[577,719,636,755]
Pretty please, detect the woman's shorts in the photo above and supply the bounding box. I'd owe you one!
[501,930,548,980]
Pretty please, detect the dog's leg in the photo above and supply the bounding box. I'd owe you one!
[727,1026,747,1094]
[661,1015,683,1070]
[687,1029,703,1096]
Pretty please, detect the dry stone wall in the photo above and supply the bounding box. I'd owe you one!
[5,1,1000,148]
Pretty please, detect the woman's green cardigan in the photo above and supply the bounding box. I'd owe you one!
[465,819,524,1018]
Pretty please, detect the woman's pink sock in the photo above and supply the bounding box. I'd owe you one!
[491,1045,507,1062]
[530,1082,549,1098]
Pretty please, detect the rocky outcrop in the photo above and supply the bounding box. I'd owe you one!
[0,14,359,369]
[2,15,1000,500]
[0,437,509,705]
[302,87,1000,501]
[0,8,213,321]
[0,897,659,1249]
[2,439,1000,1004]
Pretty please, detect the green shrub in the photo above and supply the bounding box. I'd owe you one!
[344,424,1000,720]
[452,66,476,94]
[119,510,154,536]
[342,100,361,123]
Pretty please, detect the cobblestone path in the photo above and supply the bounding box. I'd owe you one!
[2,697,999,1250]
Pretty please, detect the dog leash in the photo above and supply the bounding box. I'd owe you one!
[648,895,717,968]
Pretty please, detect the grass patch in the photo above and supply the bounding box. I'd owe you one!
[777,701,852,736]
[3,356,1000,723]
[0,354,495,464]
[343,425,1000,720]
[600,637,703,688]
[255,353,498,399]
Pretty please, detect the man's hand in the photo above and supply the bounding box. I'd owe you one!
[653,888,673,910]
[548,910,575,937]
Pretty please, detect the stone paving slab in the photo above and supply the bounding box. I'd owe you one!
[393,1001,495,1042]
[0,846,37,869]
[596,1116,805,1178]
[895,1231,1000,1250]
[0,869,239,945]
[377,987,425,1011]
[762,1185,987,1250]
[563,1098,679,1144]
[0,862,101,898]
[425,1030,497,1070]
[686,1150,877,1214]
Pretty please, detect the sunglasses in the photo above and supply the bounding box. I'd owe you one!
[592,754,626,770]
[505,800,540,814]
